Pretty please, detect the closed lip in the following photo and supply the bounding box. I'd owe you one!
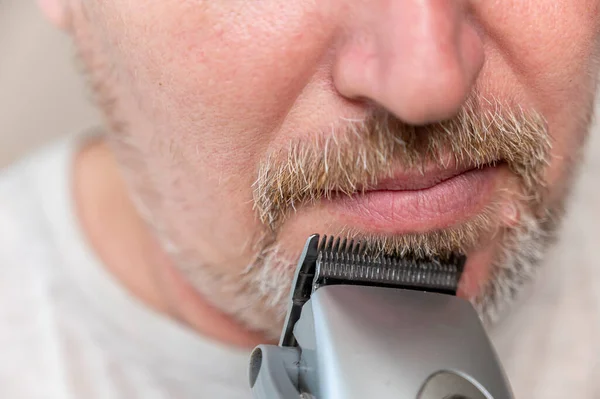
[326,161,504,235]
[365,162,482,192]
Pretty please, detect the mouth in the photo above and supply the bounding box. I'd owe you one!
[325,161,504,235]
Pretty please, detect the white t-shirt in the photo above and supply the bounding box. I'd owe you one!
[0,134,599,399]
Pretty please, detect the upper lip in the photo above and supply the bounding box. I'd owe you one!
[366,162,489,192]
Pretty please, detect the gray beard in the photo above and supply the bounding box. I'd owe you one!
[172,203,561,339]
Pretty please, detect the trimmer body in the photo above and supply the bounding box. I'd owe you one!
[249,235,514,399]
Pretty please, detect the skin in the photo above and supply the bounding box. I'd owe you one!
[40,0,600,347]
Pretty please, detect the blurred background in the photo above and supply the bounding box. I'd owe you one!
[0,0,100,168]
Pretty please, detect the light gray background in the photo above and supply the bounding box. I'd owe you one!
[0,0,100,168]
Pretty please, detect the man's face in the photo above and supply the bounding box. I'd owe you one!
[66,0,599,336]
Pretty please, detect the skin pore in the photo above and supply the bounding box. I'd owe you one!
[43,0,600,347]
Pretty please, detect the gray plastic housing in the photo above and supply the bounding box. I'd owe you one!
[250,285,513,399]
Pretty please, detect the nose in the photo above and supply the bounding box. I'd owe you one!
[333,0,484,125]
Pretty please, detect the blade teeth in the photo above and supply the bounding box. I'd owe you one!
[360,241,368,255]
[340,238,348,253]
[327,236,335,251]
[332,236,341,253]
[352,240,360,255]
[318,235,327,252]
[314,235,464,293]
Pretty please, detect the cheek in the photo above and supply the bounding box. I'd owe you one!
[99,1,336,172]
[88,1,340,263]
[479,0,600,201]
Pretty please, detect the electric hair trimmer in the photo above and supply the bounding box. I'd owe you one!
[249,235,514,399]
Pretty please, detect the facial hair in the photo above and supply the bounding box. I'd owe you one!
[70,15,579,339]
[189,94,559,337]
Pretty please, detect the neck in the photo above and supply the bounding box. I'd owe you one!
[73,138,267,348]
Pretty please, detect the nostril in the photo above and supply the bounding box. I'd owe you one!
[379,69,472,126]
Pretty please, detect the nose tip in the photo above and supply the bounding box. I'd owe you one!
[334,0,485,125]
[384,23,485,124]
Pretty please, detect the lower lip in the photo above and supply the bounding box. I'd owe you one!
[327,165,500,234]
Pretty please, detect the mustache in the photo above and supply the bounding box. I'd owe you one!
[253,95,551,233]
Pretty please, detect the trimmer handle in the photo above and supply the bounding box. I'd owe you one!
[249,285,513,399]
